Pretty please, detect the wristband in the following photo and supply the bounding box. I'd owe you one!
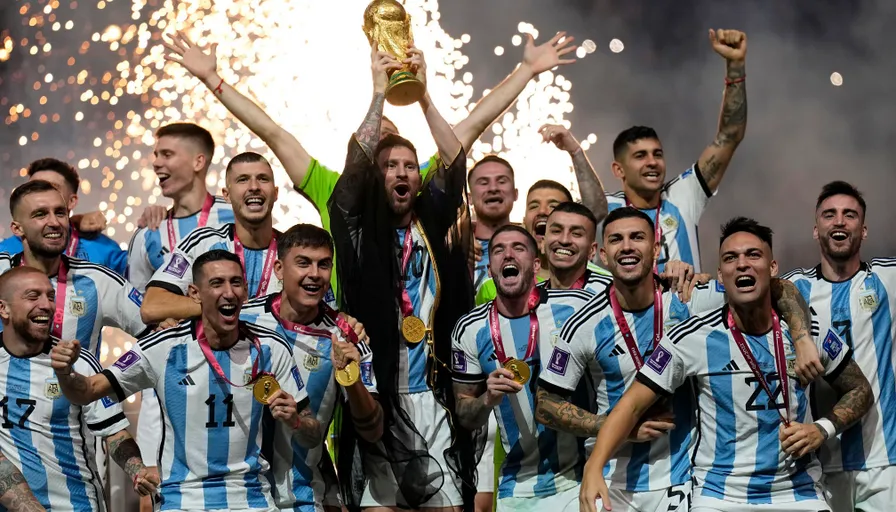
[814,418,836,440]
[725,76,746,86]
[213,78,224,95]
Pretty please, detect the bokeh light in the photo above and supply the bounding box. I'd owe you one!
[830,71,843,86]
[609,38,624,53]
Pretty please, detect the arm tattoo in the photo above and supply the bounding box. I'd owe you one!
[535,387,605,438]
[107,430,145,480]
[58,371,95,406]
[453,381,491,431]
[293,408,323,449]
[570,148,608,224]
[701,61,747,186]
[353,92,386,164]
[827,360,873,433]
[770,278,812,343]
[0,453,46,512]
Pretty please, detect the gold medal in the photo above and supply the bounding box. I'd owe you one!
[335,361,361,387]
[402,315,426,344]
[503,358,531,385]
[253,374,280,404]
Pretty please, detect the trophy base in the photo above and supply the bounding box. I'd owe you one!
[386,71,425,106]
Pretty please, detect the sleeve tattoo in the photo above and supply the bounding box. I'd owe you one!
[353,92,386,164]
[293,407,324,448]
[535,387,606,438]
[0,453,46,512]
[770,278,812,342]
[701,61,747,186]
[827,360,873,434]
[453,381,491,430]
[570,148,608,223]
[107,430,145,480]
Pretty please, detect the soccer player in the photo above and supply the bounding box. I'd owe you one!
[328,47,474,510]
[580,217,874,512]
[127,122,235,292]
[0,180,149,353]
[50,250,321,511]
[141,152,281,323]
[159,28,577,299]
[451,225,593,511]
[0,266,158,511]
[782,181,896,511]
[539,201,613,294]
[0,450,45,512]
[0,158,126,275]
[605,29,749,272]
[239,224,383,510]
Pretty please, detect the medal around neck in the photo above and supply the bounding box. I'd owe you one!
[335,361,361,387]
[253,374,280,404]
[503,358,531,385]
[402,315,426,344]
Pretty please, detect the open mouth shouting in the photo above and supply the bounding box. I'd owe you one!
[500,261,522,287]
[217,302,239,323]
[244,195,266,213]
[30,312,51,332]
[829,230,849,242]
[483,195,504,208]
[734,274,757,292]
[393,183,411,201]
[533,217,548,239]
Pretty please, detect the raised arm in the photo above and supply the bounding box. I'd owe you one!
[404,47,461,163]
[539,124,608,223]
[535,386,605,438]
[352,44,403,165]
[696,29,747,193]
[453,32,577,153]
[162,31,313,187]
[49,340,115,406]
[141,287,200,324]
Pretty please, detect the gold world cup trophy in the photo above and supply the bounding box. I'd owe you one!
[363,0,426,106]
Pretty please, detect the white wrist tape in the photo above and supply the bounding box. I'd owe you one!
[815,418,837,439]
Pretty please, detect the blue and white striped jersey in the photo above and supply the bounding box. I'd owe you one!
[0,253,149,358]
[540,281,726,492]
[0,230,127,276]
[451,288,592,499]
[396,224,437,394]
[126,196,234,292]
[103,320,307,511]
[240,294,377,510]
[146,224,282,299]
[783,258,896,473]
[604,166,713,273]
[0,335,129,511]
[638,306,851,505]
[536,264,613,296]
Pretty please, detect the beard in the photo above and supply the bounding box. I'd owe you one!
[11,315,50,347]
[28,234,66,259]
[821,235,861,262]
[495,265,536,299]
[388,196,415,218]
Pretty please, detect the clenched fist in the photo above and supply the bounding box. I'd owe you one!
[709,29,747,62]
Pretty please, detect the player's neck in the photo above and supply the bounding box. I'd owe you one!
[170,181,209,218]
[279,292,319,325]
[551,264,587,290]
[624,186,661,209]
[473,216,510,240]
[495,286,536,317]
[234,219,274,249]
[201,318,240,350]
[730,296,773,335]
[1,330,44,358]
[820,254,862,282]
[393,211,413,229]
[22,248,62,277]
[613,276,656,310]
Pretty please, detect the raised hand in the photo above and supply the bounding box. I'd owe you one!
[137,205,167,231]
[161,30,219,81]
[74,211,107,233]
[403,46,427,88]
[660,260,696,296]
[709,29,747,62]
[370,43,402,93]
[337,312,367,343]
[538,124,581,154]
[50,339,82,375]
[521,31,577,77]
[330,333,361,371]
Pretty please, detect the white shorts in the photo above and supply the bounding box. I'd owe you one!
[137,389,162,467]
[593,481,691,512]
[475,415,497,494]
[496,484,579,512]
[823,465,896,512]
[361,391,463,508]
[691,495,830,511]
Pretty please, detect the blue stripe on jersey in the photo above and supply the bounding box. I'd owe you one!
[745,334,779,504]
[668,381,694,486]
[868,276,896,464]
[626,308,656,491]
[500,317,533,496]
[665,201,693,271]
[146,230,166,270]
[242,248,267,298]
[401,227,434,392]
[50,392,91,508]
[205,349,232,509]
[831,282,865,470]
[243,344,269,508]
[293,333,328,505]
[539,303,577,492]
[72,274,101,358]
[162,345,189,510]
[789,384,818,501]
[6,359,50,507]
[702,331,735,500]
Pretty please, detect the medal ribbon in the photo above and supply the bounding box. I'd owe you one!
[65,227,79,258]
[728,309,790,426]
[167,193,215,250]
[398,225,416,318]
[270,295,359,344]
[488,287,540,364]
[233,231,277,297]
[608,280,664,370]
[196,320,265,387]
[570,269,590,290]
[626,196,662,272]
[19,256,67,339]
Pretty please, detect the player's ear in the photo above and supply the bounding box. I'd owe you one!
[187,284,201,304]
[599,246,609,267]
[0,299,9,321]
[274,260,284,281]
[769,258,779,278]
[611,160,626,180]
[862,224,868,241]
[10,221,24,238]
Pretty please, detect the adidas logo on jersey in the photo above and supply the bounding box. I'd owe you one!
[608,345,626,358]
[177,376,196,386]
[723,360,741,372]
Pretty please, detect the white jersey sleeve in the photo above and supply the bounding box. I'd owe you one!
[451,304,489,383]
[77,350,131,437]
[356,339,377,394]
[148,246,196,296]
[687,280,728,315]
[103,341,160,402]
[636,332,691,396]
[101,275,149,338]
[665,165,714,224]
[126,228,155,292]
[816,327,852,377]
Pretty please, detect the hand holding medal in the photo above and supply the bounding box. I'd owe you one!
[266,388,301,428]
[332,332,363,387]
[484,367,524,407]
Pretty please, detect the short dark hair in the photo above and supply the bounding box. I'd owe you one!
[9,180,63,217]
[527,180,573,202]
[225,152,272,175]
[192,249,243,282]
[374,134,418,165]
[155,122,215,159]
[601,206,655,237]
[816,180,866,217]
[468,155,515,184]
[277,224,334,259]
[550,201,598,231]
[720,216,774,249]
[489,224,538,256]
[27,158,80,193]
[612,126,660,160]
